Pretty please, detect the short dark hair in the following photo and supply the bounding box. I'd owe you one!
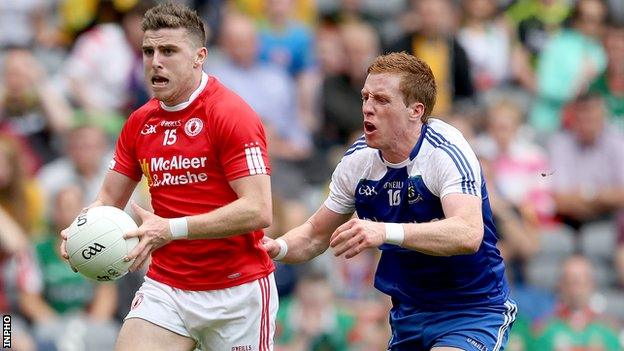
[368,52,437,123]
[141,2,207,47]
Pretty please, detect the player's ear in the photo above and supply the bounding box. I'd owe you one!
[194,47,208,68]
[407,102,425,121]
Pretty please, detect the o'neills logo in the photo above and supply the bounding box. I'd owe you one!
[140,155,208,187]
[160,120,182,128]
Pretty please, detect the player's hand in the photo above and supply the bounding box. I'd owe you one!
[59,207,92,273]
[124,202,172,272]
[59,229,78,272]
[329,218,384,259]
[261,236,281,259]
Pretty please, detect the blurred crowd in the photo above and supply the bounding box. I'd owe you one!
[1,0,624,350]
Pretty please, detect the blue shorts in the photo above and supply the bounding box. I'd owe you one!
[388,299,517,351]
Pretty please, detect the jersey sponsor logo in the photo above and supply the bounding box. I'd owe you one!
[160,120,181,128]
[358,185,377,196]
[244,142,267,175]
[184,117,203,137]
[141,124,157,135]
[82,243,106,259]
[383,181,404,189]
[140,155,209,187]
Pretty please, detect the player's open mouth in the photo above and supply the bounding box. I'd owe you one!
[152,75,169,87]
[364,121,377,133]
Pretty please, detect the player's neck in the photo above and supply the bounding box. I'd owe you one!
[382,128,422,163]
[162,72,204,108]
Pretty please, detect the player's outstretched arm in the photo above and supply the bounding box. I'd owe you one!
[330,193,485,259]
[263,205,353,264]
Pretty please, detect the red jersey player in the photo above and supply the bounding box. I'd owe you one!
[59,3,276,351]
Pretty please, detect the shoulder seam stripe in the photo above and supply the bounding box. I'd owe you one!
[344,144,368,156]
[424,130,476,195]
[427,128,477,189]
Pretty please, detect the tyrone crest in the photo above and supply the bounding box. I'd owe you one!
[184,117,203,137]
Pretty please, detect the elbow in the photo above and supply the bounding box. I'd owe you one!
[254,205,272,229]
[258,211,272,229]
[461,228,483,254]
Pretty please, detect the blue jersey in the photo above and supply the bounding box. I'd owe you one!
[324,119,509,310]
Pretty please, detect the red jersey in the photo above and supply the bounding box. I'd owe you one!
[111,73,274,290]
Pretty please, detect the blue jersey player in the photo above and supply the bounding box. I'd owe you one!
[262,52,516,351]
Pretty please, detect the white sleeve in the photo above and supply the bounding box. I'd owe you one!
[323,160,357,214]
[424,145,482,199]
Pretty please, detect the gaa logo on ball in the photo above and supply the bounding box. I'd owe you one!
[66,206,139,281]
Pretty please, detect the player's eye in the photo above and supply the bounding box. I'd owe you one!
[143,48,154,56]
[163,48,174,55]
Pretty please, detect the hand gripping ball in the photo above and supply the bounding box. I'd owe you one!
[66,206,139,281]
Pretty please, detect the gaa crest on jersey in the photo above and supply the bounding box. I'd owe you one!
[184,117,203,137]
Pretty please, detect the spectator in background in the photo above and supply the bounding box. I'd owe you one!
[533,255,620,351]
[504,0,571,94]
[59,0,152,116]
[0,135,44,239]
[458,0,513,94]
[0,251,42,351]
[387,0,474,116]
[0,134,47,351]
[207,12,312,235]
[477,99,553,226]
[257,0,318,132]
[315,26,346,77]
[506,0,571,65]
[233,0,316,27]
[548,92,624,246]
[0,0,48,48]
[477,100,553,286]
[0,47,72,167]
[275,270,355,351]
[530,0,608,134]
[20,185,119,351]
[37,124,111,215]
[589,18,624,132]
[258,0,315,78]
[319,21,380,160]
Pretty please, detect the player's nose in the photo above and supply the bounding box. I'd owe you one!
[151,52,164,70]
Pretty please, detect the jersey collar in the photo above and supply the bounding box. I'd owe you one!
[160,72,209,112]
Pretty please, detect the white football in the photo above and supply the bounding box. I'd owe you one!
[66,206,139,281]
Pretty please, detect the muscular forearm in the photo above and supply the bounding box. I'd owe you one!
[402,216,483,256]
[279,220,331,264]
[186,197,271,239]
[93,171,138,210]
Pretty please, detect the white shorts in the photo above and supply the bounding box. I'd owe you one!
[125,274,278,351]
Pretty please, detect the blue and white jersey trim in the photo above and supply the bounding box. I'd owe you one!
[424,128,478,196]
[344,136,367,156]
